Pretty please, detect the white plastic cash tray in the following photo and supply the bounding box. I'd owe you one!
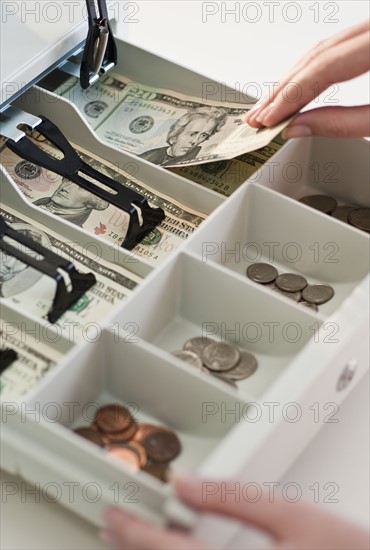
[1,7,369,548]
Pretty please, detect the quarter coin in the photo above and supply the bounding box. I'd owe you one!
[348,208,370,232]
[275,273,307,292]
[246,263,278,284]
[299,301,319,312]
[183,336,216,356]
[301,284,334,305]
[223,350,258,380]
[172,350,203,368]
[299,194,337,214]
[202,341,241,371]
[331,205,355,223]
[273,287,301,302]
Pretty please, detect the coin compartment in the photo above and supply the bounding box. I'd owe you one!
[109,251,321,398]
[186,181,370,316]
[256,136,370,220]
[23,327,247,470]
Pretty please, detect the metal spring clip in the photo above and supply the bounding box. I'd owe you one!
[0,216,96,324]
[3,114,165,250]
[80,0,118,89]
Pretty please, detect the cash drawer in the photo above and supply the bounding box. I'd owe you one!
[1,33,369,549]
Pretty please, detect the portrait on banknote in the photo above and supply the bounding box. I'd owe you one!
[0,224,49,298]
[139,106,228,167]
[34,177,109,226]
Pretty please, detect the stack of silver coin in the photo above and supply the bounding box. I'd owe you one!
[299,195,370,233]
[246,263,334,311]
[171,337,258,386]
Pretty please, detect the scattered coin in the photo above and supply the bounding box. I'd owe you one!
[348,208,370,233]
[142,429,181,463]
[302,284,335,305]
[95,403,134,433]
[172,350,203,368]
[142,462,170,482]
[183,336,216,356]
[73,406,181,481]
[101,421,138,444]
[108,445,142,470]
[246,263,278,284]
[299,194,337,214]
[73,427,105,447]
[299,301,319,312]
[275,273,307,293]
[273,287,301,302]
[202,341,241,371]
[223,350,258,380]
[331,205,356,223]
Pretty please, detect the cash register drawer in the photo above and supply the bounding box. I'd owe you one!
[1,36,369,545]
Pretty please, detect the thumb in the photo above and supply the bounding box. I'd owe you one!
[282,105,370,139]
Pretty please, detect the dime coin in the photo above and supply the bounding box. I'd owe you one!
[142,429,181,463]
[73,427,105,447]
[331,205,355,223]
[301,284,334,305]
[348,208,370,232]
[223,350,258,380]
[171,350,203,368]
[273,287,301,302]
[95,403,135,434]
[183,336,216,356]
[102,421,138,444]
[299,301,319,312]
[142,462,170,482]
[299,194,337,214]
[275,273,307,292]
[246,263,278,284]
[202,341,241,371]
[107,445,141,470]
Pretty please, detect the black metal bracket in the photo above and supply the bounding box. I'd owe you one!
[0,348,18,373]
[5,117,166,250]
[0,217,96,324]
[80,0,117,89]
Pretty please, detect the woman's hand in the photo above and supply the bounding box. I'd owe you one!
[245,20,370,139]
[101,473,369,549]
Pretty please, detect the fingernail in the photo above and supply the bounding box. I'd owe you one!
[282,125,312,139]
[256,102,275,124]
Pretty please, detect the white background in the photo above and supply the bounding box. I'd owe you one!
[1,1,369,548]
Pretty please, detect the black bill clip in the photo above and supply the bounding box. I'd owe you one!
[0,216,96,324]
[80,0,117,89]
[5,116,165,250]
[0,348,18,373]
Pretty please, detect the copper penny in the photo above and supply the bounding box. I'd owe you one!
[102,421,138,444]
[108,445,141,470]
[142,429,181,463]
[133,423,169,444]
[95,403,135,433]
[142,462,170,482]
[73,427,105,447]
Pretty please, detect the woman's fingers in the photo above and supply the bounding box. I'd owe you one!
[101,507,207,550]
[173,474,300,541]
[249,31,370,128]
[282,105,370,138]
[246,20,370,124]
